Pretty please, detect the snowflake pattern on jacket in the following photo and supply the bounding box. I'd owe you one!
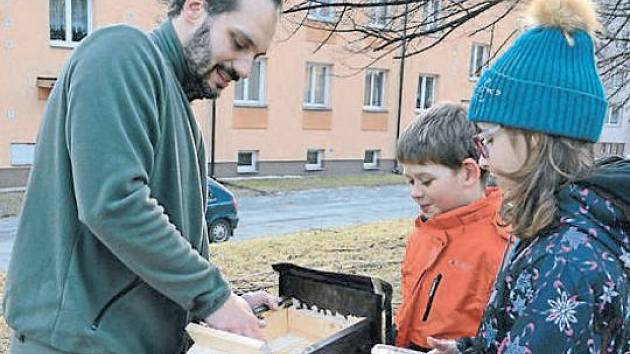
[457,184,630,354]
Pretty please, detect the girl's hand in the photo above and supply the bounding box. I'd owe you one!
[426,337,458,354]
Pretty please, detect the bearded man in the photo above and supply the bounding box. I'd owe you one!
[3,0,280,353]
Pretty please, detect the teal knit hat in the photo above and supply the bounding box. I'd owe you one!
[468,0,607,142]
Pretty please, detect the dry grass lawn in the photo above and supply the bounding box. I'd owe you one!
[0,219,412,352]
[223,173,406,197]
[0,174,405,218]
[0,193,23,219]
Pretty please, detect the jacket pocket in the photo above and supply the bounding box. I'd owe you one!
[90,277,142,330]
[422,274,443,322]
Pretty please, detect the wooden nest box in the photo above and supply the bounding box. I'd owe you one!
[187,263,394,354]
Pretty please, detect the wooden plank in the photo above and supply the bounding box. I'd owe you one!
[261,308,290,339]
[371,344,426,354]
[263,308,321,354]
[186,308,366,354]
[266,333,312,354]
[287,309,349,339]
[187,346,228,354]
[185,323,268,354]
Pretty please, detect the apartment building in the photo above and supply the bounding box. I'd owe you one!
[598,51,630,159]
[0,0,166,187]
[1,0,626,188]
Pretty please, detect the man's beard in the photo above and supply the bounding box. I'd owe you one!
[182,18,219,101]
[181,73,217,101]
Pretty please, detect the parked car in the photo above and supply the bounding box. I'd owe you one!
[206,178,239,242]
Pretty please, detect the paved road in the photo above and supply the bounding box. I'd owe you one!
[0,184,418,270]
[0,217,16,272]
[234,184,417,240]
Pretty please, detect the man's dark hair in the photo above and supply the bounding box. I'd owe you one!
[168,0,282,18]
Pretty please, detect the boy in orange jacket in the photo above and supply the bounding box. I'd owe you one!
[394,103,509,351]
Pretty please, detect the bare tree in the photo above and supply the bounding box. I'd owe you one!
[597,0,630,106]
[281,0,630,104]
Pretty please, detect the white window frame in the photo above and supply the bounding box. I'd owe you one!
[416,74,437,111]
[49,0,93,48]
[368,1,389,28]
[615,143,625,155]
[598,142,625,156]
[234,58,266,106]
[363,150,380,170]
[304,63,332,108]
[421,0,441,32]
[305,149,324,171]
[10,143,36,166]
[307,0,336,22]
[469,43,490,80]
[364,69,387,110]
[605,104,623,126]
[237,150,258,174]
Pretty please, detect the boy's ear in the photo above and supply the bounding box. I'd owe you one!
[460,158,481,186]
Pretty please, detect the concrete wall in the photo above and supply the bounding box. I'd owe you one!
[0,159,398,187]
[0,167,30,189]
[209,159,397,178]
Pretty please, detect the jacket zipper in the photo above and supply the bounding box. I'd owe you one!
[91,277,142,330]
[422,274,442,322]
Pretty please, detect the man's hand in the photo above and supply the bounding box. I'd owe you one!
[426,337,458,354]
[204,292,265,340]
[241,290,279,312]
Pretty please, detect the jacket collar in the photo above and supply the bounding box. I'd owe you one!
[149,20,190,86]
[415,187,503,232]
[558,183,629,263]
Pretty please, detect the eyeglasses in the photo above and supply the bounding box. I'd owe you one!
[472,126,501,159]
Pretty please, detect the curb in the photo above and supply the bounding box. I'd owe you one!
[0,187,25,193]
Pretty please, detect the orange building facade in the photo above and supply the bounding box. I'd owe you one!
[0,1,626,188]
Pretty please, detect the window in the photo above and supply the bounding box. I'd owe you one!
[606,105,623,125]
[10,143,35,166]
[50,0,92,46]
[308,0,335,22]
[416,75,437,110]
[597,143,625,157]
[363,150,380,170]
[469,43,490,80]
[305,149,324,170]
[421,0,441,32]
[234,58,266,106]
[364,70,387,110]
[304,63,332,108]
[237,151,258,173]
[368,1,389,27]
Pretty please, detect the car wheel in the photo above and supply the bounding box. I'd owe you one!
[209,219,231,242]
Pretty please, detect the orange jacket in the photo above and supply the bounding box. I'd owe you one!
[395,187,509,349]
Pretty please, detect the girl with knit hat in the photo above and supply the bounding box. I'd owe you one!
[426,0,630,353]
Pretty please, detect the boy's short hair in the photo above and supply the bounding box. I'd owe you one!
[397,103,485,175]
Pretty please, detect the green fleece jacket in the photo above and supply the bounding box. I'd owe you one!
[3,21,230,354]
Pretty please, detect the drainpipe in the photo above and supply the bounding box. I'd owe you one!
[394,2,410,173]
[210,99,217,178]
